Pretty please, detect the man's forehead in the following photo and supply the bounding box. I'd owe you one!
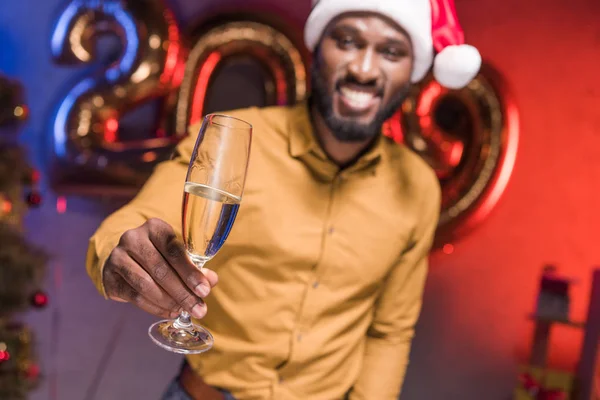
[326,12,410,41]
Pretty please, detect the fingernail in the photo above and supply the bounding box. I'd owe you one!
[194,283,209,298]
[191,303,206,319]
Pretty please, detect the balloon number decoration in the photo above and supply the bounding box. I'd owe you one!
[383,64,519,242]
[50,0,186,194]
[174,21,306,134]
[48,0,518,243]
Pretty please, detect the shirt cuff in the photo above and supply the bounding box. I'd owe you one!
[85,232,121,299]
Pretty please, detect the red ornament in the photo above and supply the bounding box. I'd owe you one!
[25,363,40,380]
[26,192,42,207]
[0,350,10,363]
[31,169,40,184]
[31,291,49,308]
[23,169,41,185]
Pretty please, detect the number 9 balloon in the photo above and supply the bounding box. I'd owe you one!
[50,0,187,195]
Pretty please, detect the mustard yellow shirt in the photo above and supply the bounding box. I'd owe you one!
[86,102,441,400]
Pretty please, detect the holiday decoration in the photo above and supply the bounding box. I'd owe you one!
[49,0,187,195]
[25,191,42,208]
[383,63,519,243]
[0,324,40,399]
[0,223,47,315]
[515,367,572,400]
[0,72,47,399]
[174,20,307,134]
[30,291,49,309]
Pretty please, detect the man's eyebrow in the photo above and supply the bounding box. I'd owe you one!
[383,37,411,47]
[330,24,361,35]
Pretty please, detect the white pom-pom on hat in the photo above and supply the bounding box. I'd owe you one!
[433,44,482,89]
[430,0,482,89]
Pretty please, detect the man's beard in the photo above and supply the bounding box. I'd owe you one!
[310,61,411,143]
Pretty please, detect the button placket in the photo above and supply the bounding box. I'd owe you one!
[281,179,339,371]
[298,178,341,363]
[310,178,341,308]
[325,174,344,236]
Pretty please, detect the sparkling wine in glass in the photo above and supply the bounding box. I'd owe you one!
[148,113,252,354]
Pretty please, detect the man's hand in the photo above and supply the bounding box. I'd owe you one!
[102,218,218,319]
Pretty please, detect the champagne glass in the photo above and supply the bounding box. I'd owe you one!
[148,114,252,354]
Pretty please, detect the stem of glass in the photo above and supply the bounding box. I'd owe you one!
[172,258,206,329]
[173,311,193,330]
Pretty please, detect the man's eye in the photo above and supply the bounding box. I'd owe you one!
[382,48,407,59]
[337,37,356,48]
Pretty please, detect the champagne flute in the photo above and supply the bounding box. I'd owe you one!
[148,113,252,354]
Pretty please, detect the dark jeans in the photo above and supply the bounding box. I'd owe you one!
[161,361,236,400]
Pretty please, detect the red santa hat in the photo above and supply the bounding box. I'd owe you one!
[304,0,482,89]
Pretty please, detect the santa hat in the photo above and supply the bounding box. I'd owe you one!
[304,0,482,89]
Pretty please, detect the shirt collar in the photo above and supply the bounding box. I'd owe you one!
[288,101,322,159]
[287,101,384,176]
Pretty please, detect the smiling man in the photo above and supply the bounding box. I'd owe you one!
[311,15,413,144]
[85,0,481,399]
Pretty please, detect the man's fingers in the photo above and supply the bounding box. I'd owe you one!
[105,219,212,321]
[111,248,181,314]
[147,221,212,298]
[202,268,219,288]
[126,237,205,319]
[105,273,174,318]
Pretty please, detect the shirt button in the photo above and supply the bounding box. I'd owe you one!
[297,334,303,342]
[312,281,319,289]
[328,227,334,234]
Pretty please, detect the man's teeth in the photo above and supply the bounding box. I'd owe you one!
[340,87,375,107]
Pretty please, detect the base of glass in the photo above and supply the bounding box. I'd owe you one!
[148,319,214,354]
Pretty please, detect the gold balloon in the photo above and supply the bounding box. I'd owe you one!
[49,0,187,195]
[383,63,520,244]
[174,20,307,134]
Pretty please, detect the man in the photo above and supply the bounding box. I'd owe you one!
[85,0,481,399]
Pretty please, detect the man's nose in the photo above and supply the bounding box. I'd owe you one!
[348,48,380,84]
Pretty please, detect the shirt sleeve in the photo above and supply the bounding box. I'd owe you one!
[349,179,441,400]
[85,124,200,299]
